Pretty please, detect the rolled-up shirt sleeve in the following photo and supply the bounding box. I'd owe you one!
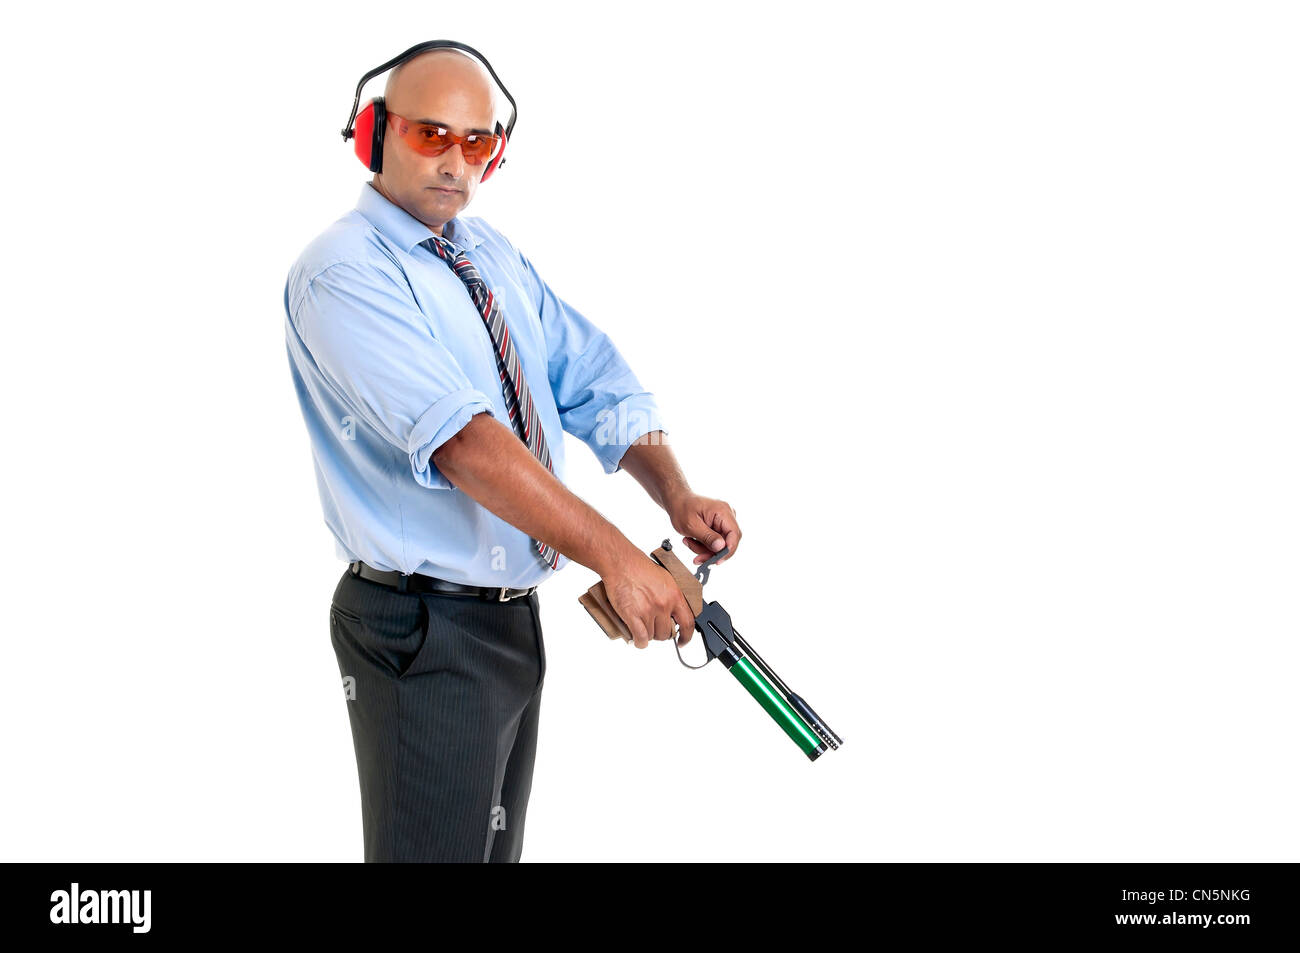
[290,259,495,490]
[517,249,666,473]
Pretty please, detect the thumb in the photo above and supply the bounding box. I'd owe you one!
[687,522,726,554]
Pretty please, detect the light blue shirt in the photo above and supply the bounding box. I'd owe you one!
[284,182,665,588]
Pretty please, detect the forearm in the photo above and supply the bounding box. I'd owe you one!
[431,412,641,575]
[617,431,691,512]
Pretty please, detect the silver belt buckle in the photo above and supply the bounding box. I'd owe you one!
[496,586,511,602]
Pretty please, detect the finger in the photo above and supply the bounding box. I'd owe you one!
[628,616,651,650]
[672,599,695,647]
[690,518,728,557]
[681,535,710,554]
[712,508,741,563]
[653,610,673,642]
[681,536,711,563]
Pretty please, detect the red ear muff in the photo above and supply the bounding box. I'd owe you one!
[352,97,386,173]
[479,122,507,184]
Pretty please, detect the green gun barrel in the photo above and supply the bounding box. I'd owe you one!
[727,656,827,761]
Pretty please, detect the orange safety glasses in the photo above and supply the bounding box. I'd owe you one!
[385,112,503,164]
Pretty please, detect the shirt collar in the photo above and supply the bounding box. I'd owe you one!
[355,182,484,254]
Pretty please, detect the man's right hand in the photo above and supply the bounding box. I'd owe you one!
[601,554,698,650]
[431,417,697,647]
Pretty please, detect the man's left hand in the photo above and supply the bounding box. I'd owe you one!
[667,493,742,566]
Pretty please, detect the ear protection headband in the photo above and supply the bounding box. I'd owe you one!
[340,39,518,183]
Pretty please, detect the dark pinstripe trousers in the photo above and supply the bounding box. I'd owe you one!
[329,568,546,862]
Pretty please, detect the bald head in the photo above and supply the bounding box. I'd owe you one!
[370,46,504,238]
[384,48,498,124]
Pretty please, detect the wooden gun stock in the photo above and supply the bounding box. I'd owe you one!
[578,540,704,643]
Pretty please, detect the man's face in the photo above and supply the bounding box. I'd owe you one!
[372,55,498,236]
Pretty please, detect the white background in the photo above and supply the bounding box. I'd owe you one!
[1,1,1296,862]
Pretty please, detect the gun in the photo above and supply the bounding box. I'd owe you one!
[579,539,843,761]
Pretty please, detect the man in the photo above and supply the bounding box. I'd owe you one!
[283,46,741,862]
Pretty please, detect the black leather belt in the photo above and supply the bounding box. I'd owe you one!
[348,561,537,602]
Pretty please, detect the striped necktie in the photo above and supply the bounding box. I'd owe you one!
[421,234,560,571]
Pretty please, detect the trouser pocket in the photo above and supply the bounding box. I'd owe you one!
[330,573,428,680]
